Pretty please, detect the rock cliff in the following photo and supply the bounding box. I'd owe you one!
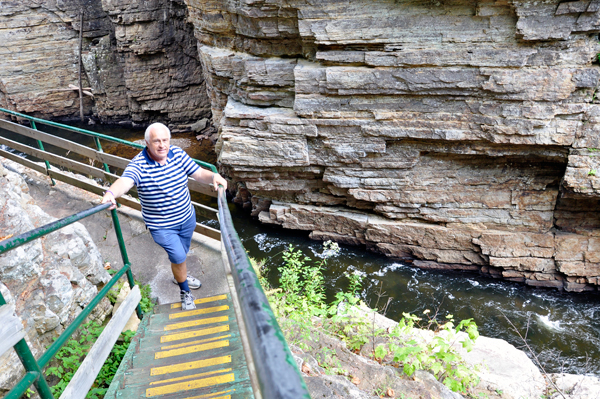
[0,0,210,130]
[2,0,600,291]
[185,0,600,292]
[0,160,112,394]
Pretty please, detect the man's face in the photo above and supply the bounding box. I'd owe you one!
[146,126,170,162]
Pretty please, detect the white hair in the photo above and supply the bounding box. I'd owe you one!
[144,123,171,142]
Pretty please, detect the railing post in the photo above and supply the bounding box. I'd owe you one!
[30,120,56,186]
[110,208,143,319]
[1,291,54,398]
[93,136,111,174]
[13,340,55,399]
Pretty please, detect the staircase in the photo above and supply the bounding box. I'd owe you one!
[106,292,255,399]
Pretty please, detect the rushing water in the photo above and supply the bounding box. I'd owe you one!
[231,212,600,377]
[3,121,599,376]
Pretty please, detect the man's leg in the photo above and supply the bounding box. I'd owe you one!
[173,209,201,290]
[172,260,187,284]
[149,227,196,310]
[172,259,196,310]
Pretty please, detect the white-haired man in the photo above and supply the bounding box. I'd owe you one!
[102,122,227,310]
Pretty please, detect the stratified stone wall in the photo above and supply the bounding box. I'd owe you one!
[187,0,600,291]
[0,0,210,129]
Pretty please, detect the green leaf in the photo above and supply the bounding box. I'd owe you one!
[374,344,388,361]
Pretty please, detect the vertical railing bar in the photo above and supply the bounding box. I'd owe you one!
[0,294,53,398]
[93,136,111,173]
[13,340,54,399]
[30,119,56,186]
[110,208,143,318]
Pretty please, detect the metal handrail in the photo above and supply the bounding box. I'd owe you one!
[218,186,311,399]
[0,203,140,399]
[0,107,217,173]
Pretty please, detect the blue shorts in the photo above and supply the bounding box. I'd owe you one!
[149,209,196,264]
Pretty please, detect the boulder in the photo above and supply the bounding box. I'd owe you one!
[0,160,112,395]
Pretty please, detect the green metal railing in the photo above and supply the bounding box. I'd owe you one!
[0,107,217,173]
[0,108,310,398]
[0,203,140,399]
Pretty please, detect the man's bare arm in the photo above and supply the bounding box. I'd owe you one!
[101,177,135,210]
[191,168,228,191]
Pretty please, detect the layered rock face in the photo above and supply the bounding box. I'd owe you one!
[187,0,600,291]
[0,0,210,129]
[0,160,112,394]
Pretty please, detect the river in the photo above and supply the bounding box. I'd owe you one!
[2,121,599,377]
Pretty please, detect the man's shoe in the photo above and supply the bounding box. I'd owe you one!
[180,290,196,310]
[172,275,202,290]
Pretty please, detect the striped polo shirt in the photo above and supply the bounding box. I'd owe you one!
[122,146,200,230]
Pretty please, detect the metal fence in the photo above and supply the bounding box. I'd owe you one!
[0,203,140,399]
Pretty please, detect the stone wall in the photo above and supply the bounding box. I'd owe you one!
[0,0,210,130]
[186,0,600,291]
[0,159,112,394]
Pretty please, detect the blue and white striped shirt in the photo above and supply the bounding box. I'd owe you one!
[122,146,200,230]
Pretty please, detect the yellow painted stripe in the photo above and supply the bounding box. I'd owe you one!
[146,373,234,397]
[161,334,231,350]
[149,368,232,385]
[171,294,228,309]
[150,355,231,376]
[161,325,230,343]
[169,305,229,320]
[187,396,230,399]
[164,315,228,331]
[184,392,232,399]
[155,340,229,359]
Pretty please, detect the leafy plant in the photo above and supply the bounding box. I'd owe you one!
[137,281,154,313]
[259,242,481,394]
[47,321,134,398]
[106,277,154,314]
[374,344,388,363]
[46,279,152,398]
[588,169,597,176]
[387,313,480,393]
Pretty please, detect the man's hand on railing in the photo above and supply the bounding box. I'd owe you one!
[101,177,135,210]
[101,191,117,210]
[212,173,227,191]
[191,168,227,191]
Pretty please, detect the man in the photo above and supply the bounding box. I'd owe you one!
[101,122,228,310]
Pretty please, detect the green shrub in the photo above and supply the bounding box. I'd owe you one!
[47,321,135,398]
[258,242,481,394]
[46,279,152,398]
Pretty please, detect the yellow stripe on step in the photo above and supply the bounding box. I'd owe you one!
[149,368,232,386]
[146,373,234,397]
[150,355,231,376]
[169,305,229,319]
[171,294,228,309]
[184,391,233,399]
[155,340,229,359]
[161,325,230,343]
[164,316,228,331]
[161,334,231,350]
